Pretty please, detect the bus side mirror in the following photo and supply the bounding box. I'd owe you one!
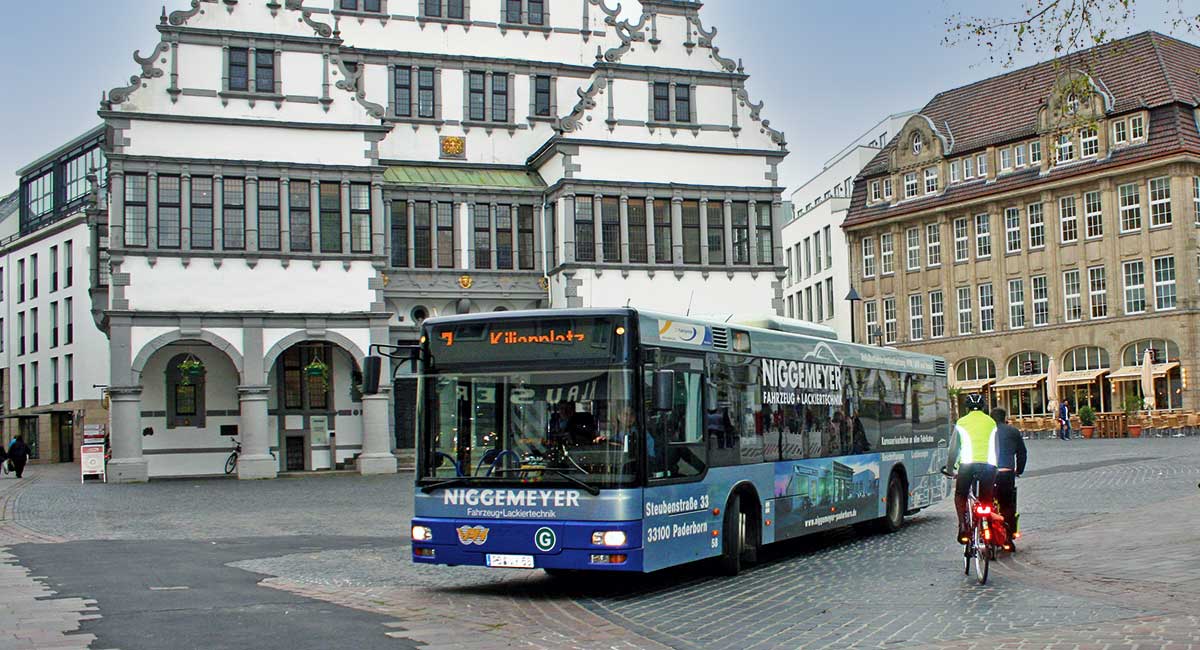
[653,369,675,412]
[362,356,382,395]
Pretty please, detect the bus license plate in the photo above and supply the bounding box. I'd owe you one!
[486,554,534,569]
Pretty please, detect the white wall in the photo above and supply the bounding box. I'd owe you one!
[0,219,109,407]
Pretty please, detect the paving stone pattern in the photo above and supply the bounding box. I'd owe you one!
[3,438,1200,650]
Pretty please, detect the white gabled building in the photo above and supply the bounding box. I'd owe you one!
[782,112,912,342]
[90,0,788,481]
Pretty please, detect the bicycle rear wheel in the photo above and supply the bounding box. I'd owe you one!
[225,453,238,475]
[973,527,990,585]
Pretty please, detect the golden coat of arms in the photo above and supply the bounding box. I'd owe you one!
[458,274,474,289]
[441,136,466,158]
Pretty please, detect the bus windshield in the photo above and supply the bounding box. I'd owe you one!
[418,367,638,488]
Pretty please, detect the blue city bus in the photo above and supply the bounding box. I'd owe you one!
[370,308,951,575]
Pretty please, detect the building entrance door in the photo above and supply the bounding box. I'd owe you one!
[53,413,74,463]
[285,436,305,471]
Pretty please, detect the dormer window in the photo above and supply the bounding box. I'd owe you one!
[950,160,960,183]
[883,178,893,199]
[1080,127,1098,158]
[871,181,881,202]
[976,153,988,176]
[924,167,938,194]
[904,172,918,199]
[912,133,922,155]
[1056,133,1074,163]
[1130,114,1145,139]
[1113,120,1127,144]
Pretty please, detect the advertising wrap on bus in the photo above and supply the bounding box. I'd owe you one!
[406,308,951,575]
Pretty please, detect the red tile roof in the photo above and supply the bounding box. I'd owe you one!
[846,31,1200,229]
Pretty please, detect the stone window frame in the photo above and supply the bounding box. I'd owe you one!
[417,0,468,20]
[905,226,920,271]
[999,147,1012,171]
[1148,176,1172,228]
[903,172,918,199]
[949,160,960,184]
[861,237,875,278]
[953,217,969,263]
[978,282,995,333]
[389,64,442,122]
[1008,278,1025,329]
[882,296,897,344]
[926,222,941,267]
[530,74,558,121]
[1029,140,1043,164]
[1032,275,1049,326]
[501,0,549,28]
[956,286,972,335]
[1055,132,1075,164]
[1058,195,1079,244]
[166,352,206,430]
[221,41,283,103]
[929,290,945,338]
[1062,268,1083,322]
[338,0,387,14]
[1118,182,1142,232]
[864,301,879,341]
[1080,126,1099,159]
[908,293,924,341]
[1004,207,1021,254]
[1123,259,1146,315]
[1088,265,1107,319]
[158,174,183,250]
[387,190,543,272]
[882,178,893,199]
[1153,255,1177,311]
[963,156,975,179]
[879,232,894,276]
[462,69,517,127]
[647,77,698,128]
[923,167,938,195]
[1084,190,1103,239]
[974,213,991,259]
[1014,144,1026,167]
[976,153,988,177]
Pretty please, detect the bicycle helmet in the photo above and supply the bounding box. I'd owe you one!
[964,393,986,411]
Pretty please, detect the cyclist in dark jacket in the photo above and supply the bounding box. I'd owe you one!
[990,408,1027,548]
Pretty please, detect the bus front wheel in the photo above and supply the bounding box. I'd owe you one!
[718,496,757,576]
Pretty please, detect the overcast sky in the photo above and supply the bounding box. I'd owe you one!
[0,0,1186,194]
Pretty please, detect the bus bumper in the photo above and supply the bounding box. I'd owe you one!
[410,517,644,572]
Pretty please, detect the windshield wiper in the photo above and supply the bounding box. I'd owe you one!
[420,477,471,494]
[492,467,601,496]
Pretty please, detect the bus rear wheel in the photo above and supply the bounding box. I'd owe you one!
[718,496,757,576]
[877,474,907,534]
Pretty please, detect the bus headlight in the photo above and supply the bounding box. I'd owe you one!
[412,525,433,542]
[592,530,627,547]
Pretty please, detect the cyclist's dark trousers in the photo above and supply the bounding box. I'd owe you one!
[954,464,997,532]
[994,471,1017,533]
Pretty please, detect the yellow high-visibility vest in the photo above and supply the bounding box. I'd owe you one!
[955,410,998,466]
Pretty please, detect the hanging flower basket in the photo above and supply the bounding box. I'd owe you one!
[177,355,206,385]
[304,357,330,389]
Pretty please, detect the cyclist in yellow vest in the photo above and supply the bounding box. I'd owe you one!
[944,393,999,544]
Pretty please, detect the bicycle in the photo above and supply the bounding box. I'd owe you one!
[943,469,1009,585]
[225,440,276,475]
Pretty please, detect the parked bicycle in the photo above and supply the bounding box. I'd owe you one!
[225,440,276,475]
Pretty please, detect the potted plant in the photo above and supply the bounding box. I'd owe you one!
[1122,394,1145,438]
[1078,405,1096,438]
[304,357,330,389]
[948,387,963,421]
[177,355,205,386]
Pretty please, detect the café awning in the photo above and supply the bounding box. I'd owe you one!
[953,378,996,392]
[1055,368,1110,386]
[1107,362,1180,382]
[992,374,1046,391]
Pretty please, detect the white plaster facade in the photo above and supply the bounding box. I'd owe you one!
[0,128,111,464]
[783,112,913,342]
[80,0,788,481]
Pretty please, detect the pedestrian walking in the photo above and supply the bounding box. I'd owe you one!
[7,435,30,479]
[1057,401,1071,440]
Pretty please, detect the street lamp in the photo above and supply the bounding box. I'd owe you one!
[845,286,862,344]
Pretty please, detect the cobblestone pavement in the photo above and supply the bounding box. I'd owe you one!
[2,438,1199,649]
